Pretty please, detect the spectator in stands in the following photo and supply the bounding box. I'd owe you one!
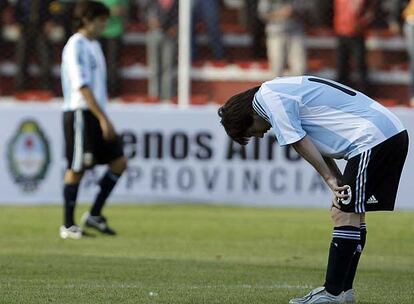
[146,0,179,101]
[0,0,8,60]
[334,0,376,94]
[389,0,414,106]
[0,1,8,25]
[244,0,266,59]
[258,0,308,77]
[13,0,57,92]
[98,0,129,97]
[191,0,224,60]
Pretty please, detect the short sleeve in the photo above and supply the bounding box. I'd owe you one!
[256,86,306,146]
[67,39,91,90]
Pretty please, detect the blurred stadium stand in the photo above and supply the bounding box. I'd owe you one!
[0,0,411,106]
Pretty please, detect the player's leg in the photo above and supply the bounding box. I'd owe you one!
[200,0,225,60]
[160,36,177,100]
[90,155,127,217]
[146,29,162,98]
[291,132,408,303]
[83,120,127,235]
[104,37,122,97]
[82,156,127,235]
[288,33,307,76]
[341,131,408,301]
[324,208,361,296]
[336,36,350,86]
[62,170,84,228]
[291,149,368,303]
[266,33,286,77]
[61,169,84,240]
[342,213,366,304]
[15,27,30,91]
[319,148,371,299]
[289,209,360,304]
[352,36,368,93]
[60,110,87,239]
[36,29,53,91]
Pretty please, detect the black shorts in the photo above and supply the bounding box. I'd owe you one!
[63,110,124,172]
[338,130,409,213]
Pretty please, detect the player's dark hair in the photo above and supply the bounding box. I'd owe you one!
[73,1,110,31]
[218,86,260,145]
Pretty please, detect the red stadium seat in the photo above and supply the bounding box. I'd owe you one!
[190,94,209,105]
[170,94,209,105]
[220,23,247,34]
[120,94,159,104]
[14,90,54,102]
[377,98,398,107]
[366,28,395,38]
[236,60,268,70]
[306,27,335,37]
[126,22,147,33]
[308,58,324,71]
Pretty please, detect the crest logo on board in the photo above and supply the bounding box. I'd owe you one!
[7,120,51,192]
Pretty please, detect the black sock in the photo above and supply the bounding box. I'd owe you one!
[90,170,121,216]
[324,226,360,296]
[343,223,367,291]
[63,183,79,228]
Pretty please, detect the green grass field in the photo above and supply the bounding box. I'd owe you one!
[0,204,413,304]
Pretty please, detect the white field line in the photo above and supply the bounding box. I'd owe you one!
[1,280,313,291]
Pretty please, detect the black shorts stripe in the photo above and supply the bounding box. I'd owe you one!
[355,151,363,212]
[355,150,365,213]
[72,109,84,172]
[355,150,370,213]
[361,150,371,213]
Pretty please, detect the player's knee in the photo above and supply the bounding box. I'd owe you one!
[360,213,366,223]
[119,157,128,172]
[330,207,359,227]
[110,156,128,174]
[64,170,84,184]
[330,208,341,223]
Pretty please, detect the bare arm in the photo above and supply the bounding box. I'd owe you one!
[80,86,106,121]
[79,86,116,140]
[323,156,343,184]
[292,136,349,205]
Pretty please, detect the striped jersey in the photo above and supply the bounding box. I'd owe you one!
[253,76,405,160]
[61,33,108,111]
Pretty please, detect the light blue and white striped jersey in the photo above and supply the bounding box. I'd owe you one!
[61,33,108,111]
[253,76,405,159]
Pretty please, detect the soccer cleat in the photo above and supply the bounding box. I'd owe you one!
[341,289,356,304]
[59,225,83,240]
[289,287,343,304]
[81,212,116,235]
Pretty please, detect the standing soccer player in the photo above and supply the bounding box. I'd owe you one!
[59,1,128,240]
[218,76,408,303]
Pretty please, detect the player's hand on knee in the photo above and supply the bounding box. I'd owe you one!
[331,198,341,209]
[326,178,350,208]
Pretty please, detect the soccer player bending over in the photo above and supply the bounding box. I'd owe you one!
[59,1,128,239]
[218,76,408,303]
